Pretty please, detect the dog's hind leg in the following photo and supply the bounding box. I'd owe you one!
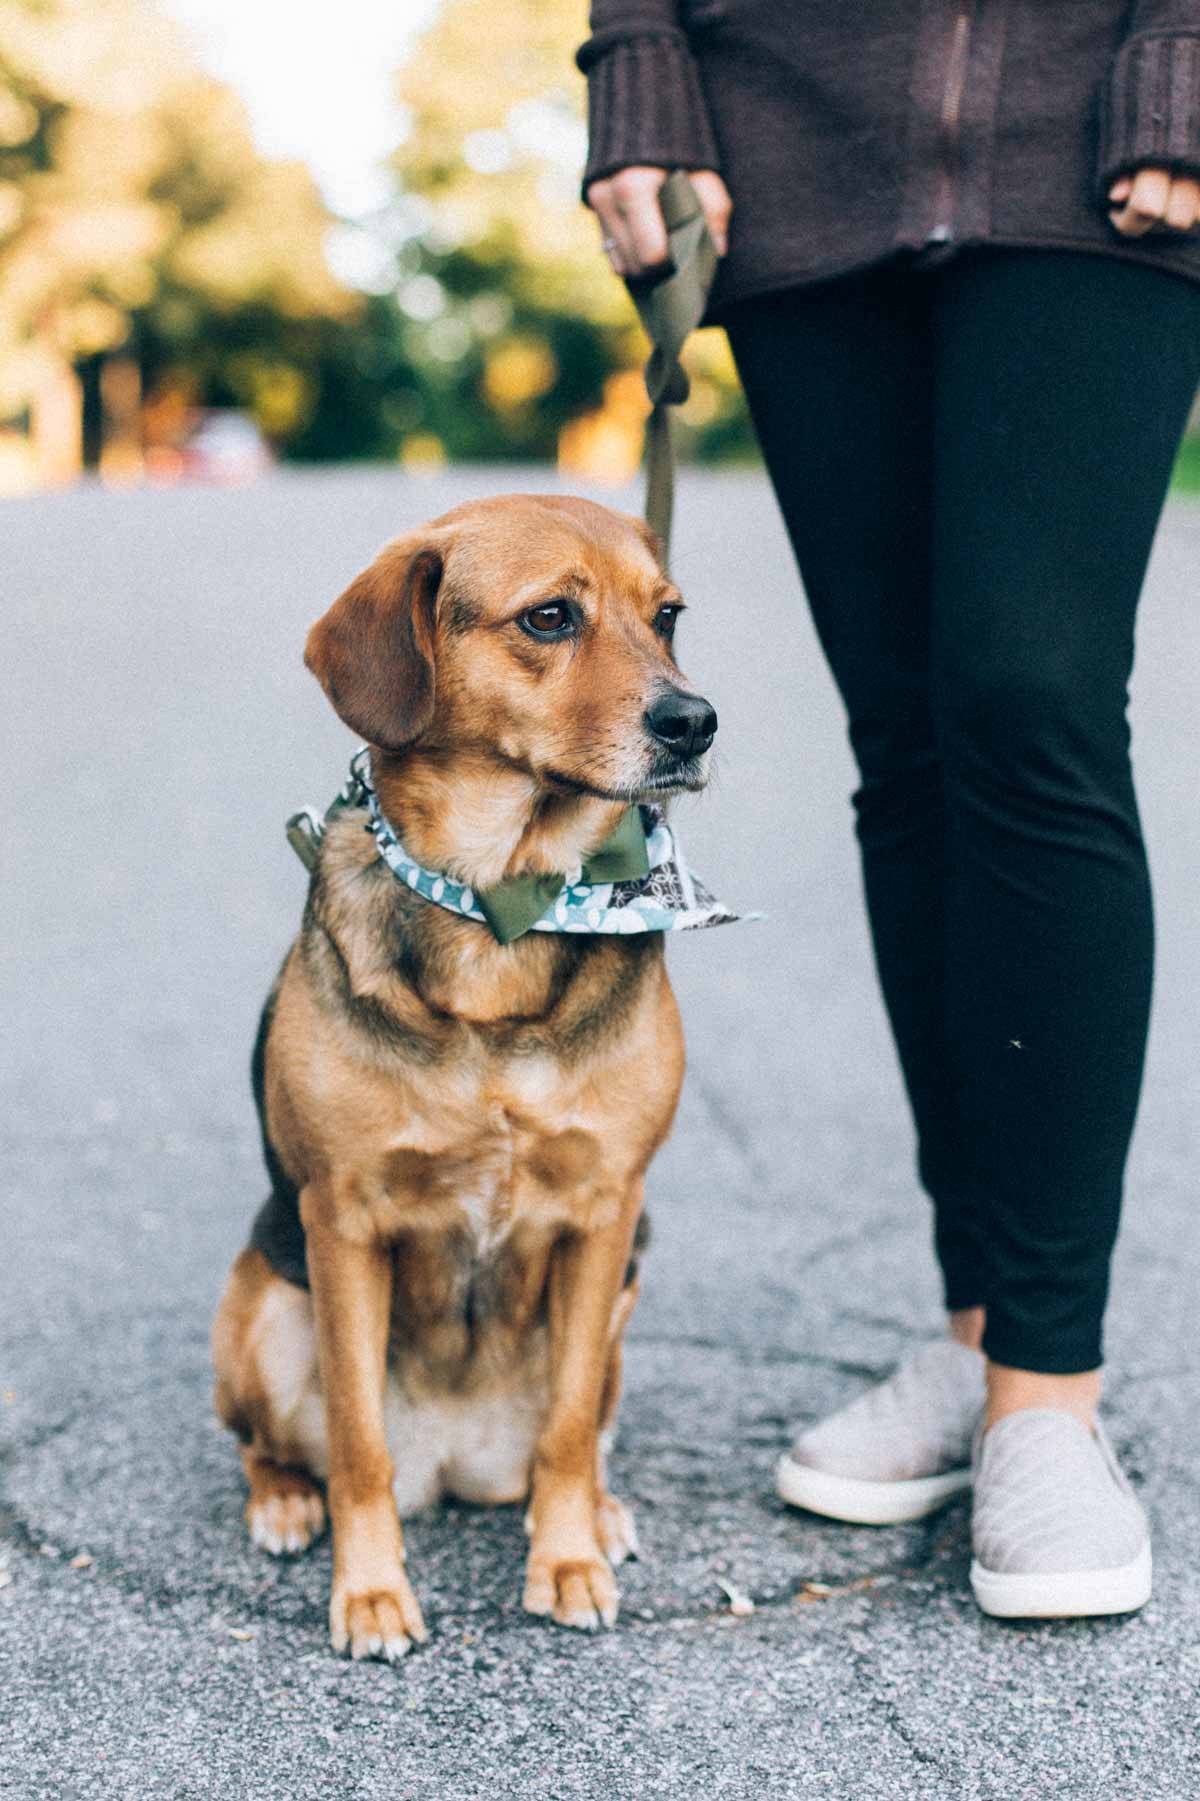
[242,1448,326,1555]
[213,1247,329,1556]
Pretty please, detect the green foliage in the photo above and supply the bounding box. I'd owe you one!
[1172,434,1200,493]
[391,242,625,461]
[131,291,418,462]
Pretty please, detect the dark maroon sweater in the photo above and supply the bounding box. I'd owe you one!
[577,1,1200,317]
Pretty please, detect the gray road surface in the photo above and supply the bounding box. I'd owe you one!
[2,468,1199,1798]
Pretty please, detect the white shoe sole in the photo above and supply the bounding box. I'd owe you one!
[970,1542,1152,1619]
[775,1453,972,1525]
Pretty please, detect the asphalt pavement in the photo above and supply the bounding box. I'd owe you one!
[3,467,1199,1798]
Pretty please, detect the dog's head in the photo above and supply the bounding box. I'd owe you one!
[304,494,717,801]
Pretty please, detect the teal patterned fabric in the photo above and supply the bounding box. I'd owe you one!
[294,749,758,941]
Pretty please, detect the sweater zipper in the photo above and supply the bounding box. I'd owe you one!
[928,3,973,244]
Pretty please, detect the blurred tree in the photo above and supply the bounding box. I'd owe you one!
[0,0,405,477]
[391,0,754,472]
[395,0,618,321]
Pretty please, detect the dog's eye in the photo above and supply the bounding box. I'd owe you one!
[654,605,681,638]
[520,601,574,638]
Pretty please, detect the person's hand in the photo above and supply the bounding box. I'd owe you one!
[585,166,732,277]
[1108,167,1200,236]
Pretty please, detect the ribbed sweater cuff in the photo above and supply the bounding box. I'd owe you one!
[577,30,721,194]
[1098,29,1200,196]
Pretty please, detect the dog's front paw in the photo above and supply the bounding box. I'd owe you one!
[330,1570,428,1662]
[523,1547,620,1631]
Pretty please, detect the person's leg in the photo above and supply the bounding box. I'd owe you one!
[929,251,1200,1420]
[727,271,994,1527]
[725,269,986,1318]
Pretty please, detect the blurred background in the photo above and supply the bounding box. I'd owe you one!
[0,0,759,497]
[8,0,1193,500]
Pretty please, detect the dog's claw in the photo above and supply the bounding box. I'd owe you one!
[332,1577,427,1663]
[523,1553,620,1632]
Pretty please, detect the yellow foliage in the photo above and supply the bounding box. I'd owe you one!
[395,0,629,324]
[45,200,166,271]
[0,181,23,235]
[401,431,448,471]
[0,0,351,408]
[557,369,649,483]
[55,295,127,356]
[0,87,36,147]
[482,334,558,411]
[225,354,313,437]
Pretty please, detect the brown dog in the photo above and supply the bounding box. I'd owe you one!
[211,493,718,1660]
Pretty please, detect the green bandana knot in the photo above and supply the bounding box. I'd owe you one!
[475,805,650,945]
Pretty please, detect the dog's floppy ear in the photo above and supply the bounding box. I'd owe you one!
[304,534,444,751]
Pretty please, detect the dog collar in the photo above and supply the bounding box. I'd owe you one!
[287,748,758,944]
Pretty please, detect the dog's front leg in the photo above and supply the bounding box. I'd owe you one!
[302,1186,427,1661]
[524,1200,640,1631]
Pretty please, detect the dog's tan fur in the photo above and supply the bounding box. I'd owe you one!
[211,494,712,1658]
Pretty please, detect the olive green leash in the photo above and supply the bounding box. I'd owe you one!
[627,169,719,566]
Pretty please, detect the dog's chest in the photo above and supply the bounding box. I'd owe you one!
[377,1063,613,1257]
[381,1074,609,1380]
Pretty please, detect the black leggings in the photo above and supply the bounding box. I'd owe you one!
[725,249,1200,1374]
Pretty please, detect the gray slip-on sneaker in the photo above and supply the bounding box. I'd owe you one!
[776,1339,986,1525]
[970,1409,1151,1619]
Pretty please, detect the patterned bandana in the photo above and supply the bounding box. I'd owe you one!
[287,748,758,944]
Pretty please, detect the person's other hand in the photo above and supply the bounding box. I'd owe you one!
[1108,167,1200,236]
[585,167,732,277]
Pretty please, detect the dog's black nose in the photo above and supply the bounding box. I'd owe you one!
[644,690,718,760]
